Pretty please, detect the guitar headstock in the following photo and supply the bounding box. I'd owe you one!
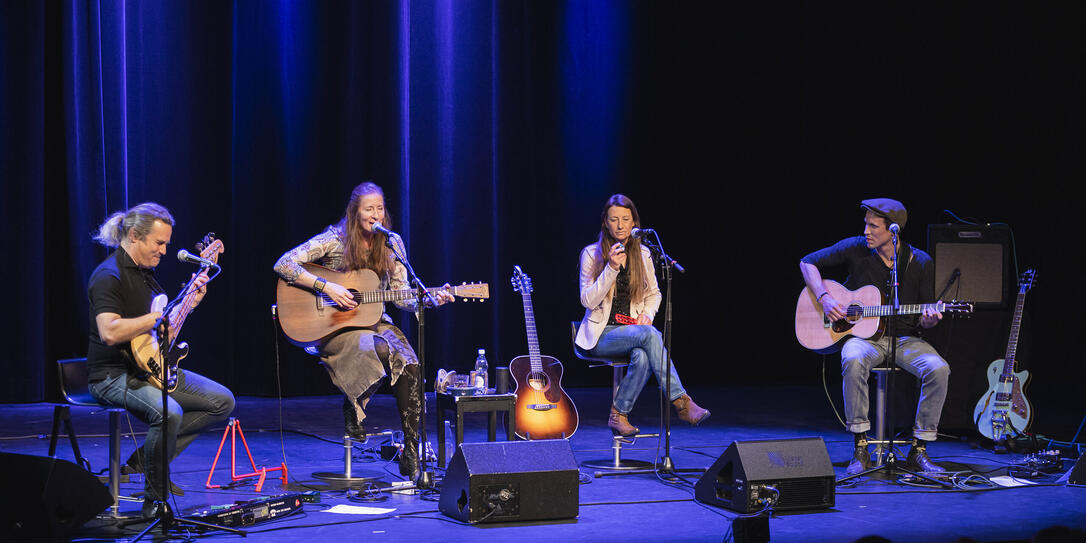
[941,300,975,315]
[511,265,533,295]
[1018,269,1037,294]
[195,232,225,265]
[451,282,490,302]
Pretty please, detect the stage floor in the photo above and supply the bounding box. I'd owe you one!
[2,384,1084,542]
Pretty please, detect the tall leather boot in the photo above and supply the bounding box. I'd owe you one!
[394,364,423,481]
[343,397,366,441]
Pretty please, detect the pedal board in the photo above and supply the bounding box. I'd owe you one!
[190,491,317,527]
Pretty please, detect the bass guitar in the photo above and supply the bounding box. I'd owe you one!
[974,269,1036,441]
[276,263,489,348]
[131,233,224,391]
[795,279,974,354]
[508,266,579,440]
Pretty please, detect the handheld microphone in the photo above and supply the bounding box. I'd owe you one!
[373,221,398,238]
[888,223,901,235]
[177,249,218,268]
[630,227,654,239]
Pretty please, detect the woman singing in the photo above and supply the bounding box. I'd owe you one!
[574,194,709,436]
[273,182,453,480]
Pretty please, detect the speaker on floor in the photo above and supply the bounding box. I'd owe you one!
[927,223,1013,309]
[439,439,578,524]
[1061,454,1086,487]
[694,437,835,513]
[0,452,112,540]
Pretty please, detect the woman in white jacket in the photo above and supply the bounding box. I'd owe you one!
[574,194,709,436]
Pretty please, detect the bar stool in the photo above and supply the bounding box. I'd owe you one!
[570,322,658,470]
[868,366,911,465]
[48,358,136,518]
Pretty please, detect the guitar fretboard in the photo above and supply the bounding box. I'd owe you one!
[854,303,941,318]
[1001,290,1029,381]
[519,291,543,372]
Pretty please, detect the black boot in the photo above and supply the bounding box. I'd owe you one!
[906,440,946,473]
[394,364,423,481]
[343,397,366,441]
[846,433,872,476]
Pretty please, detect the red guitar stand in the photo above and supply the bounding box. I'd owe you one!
[205,418,287,492]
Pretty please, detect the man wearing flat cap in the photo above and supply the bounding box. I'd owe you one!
[799,198,950,475]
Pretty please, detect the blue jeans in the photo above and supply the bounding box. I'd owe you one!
[582,325,686,414]
[89,369,235,500]
[841,336,950,442]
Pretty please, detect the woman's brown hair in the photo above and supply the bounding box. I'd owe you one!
[336,182,394,278]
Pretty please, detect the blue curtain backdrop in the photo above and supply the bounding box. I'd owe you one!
[2,2,1085,428]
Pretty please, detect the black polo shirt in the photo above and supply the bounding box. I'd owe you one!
[87,249,166,382]
[801,235,935,337]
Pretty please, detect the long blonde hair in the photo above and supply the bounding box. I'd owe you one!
[335,182,394,278]
[589,194,649,303]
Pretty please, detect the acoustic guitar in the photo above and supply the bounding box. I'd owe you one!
[276,262,489,348]
[974,269,1036,442]
[508,266,579,440]
[794,279,973,354]
[131,233,224,391]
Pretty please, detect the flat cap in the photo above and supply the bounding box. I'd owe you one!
[861,198,907,230]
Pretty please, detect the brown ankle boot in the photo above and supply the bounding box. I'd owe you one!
[608,407,639,437]
[673,394,710,425]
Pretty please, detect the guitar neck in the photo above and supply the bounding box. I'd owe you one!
[519,292,543,371]
[860,302,941,318]
[351,286,454,305]
[1001,291,1028,378]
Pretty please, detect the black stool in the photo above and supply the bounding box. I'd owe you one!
[435,392,516,468]
[48,357,135,518]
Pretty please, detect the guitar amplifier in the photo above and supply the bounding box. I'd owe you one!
[928,223,1013,309]
[695,437,835,513]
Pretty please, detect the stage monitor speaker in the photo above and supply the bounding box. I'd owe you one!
[439,439,578,524]
[1063,454,1086,487]
[0,452,112,540]
[695,437,835,513]
[927,223,1013,309]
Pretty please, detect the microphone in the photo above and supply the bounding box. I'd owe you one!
[888,223,901,235]
[373,221,398,238]
[630,227,654,239]
[177,249,218,268]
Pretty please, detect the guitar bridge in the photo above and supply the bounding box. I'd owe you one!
[528,403,556,411]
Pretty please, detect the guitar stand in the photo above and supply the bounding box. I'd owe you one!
[205,418,288,492]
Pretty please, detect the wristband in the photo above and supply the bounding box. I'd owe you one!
[816,291,829,303]
[314,277,327,293]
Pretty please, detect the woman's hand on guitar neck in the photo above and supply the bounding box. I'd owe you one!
[325,282,358,309]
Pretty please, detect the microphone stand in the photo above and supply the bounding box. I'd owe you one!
[837,234,950,488]
[613,231,701,479]
[123,266,244,540]
[384,233,439,490]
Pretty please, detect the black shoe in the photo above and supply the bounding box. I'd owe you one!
[123,454,185,496]
[343,398,367,441]
[140,498,170,519]
[906,445,946,473]
[846,444,872,476]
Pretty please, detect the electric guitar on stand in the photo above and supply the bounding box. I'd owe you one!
[974,269,1036,442]
[508,266,579,440]
[131,233,224,391]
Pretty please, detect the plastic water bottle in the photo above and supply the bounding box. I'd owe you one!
[473,349,489,393]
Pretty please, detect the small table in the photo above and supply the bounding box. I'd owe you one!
[436,391,516,468]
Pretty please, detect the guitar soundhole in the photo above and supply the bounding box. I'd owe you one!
[527,372,549,392]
